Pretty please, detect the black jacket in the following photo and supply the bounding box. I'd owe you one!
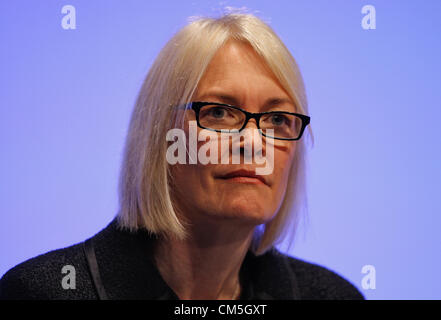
[0,219,364,300]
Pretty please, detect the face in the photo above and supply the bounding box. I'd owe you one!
[169,40,297,227]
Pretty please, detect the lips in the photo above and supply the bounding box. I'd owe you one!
[219,169,267,185]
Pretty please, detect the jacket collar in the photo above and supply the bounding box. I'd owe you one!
[90,218,300,300]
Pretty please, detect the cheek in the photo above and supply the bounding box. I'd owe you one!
[170,163,215,204]
[272,145,296,191]
[169,164,200,206]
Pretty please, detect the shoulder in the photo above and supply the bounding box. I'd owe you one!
[269,249,365,300]
[0,242,95,300]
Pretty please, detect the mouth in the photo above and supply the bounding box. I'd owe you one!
[218,169,267,185]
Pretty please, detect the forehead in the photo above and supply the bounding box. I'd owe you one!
[201,41,270,78]
[195,40,292,104]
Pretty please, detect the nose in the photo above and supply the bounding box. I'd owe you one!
[243,117,259,130]
[235,118,264,162]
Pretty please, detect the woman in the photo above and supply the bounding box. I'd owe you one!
[0,13,363,300]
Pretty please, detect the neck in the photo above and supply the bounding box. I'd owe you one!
[153,219,255,300]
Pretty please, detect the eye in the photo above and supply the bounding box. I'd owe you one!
[209,107,227,119]
[270,114,290,126]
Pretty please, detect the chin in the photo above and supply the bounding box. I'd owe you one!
[213,201,275,225]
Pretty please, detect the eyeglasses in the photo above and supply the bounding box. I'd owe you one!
[188,101,311,141]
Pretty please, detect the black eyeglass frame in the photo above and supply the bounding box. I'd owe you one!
[188,101,311,141]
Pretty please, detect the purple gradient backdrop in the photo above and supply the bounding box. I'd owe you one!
[1,0,440,299]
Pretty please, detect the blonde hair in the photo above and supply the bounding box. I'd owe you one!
[116,12,314,255]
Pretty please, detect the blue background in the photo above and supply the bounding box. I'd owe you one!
[1,0,440,299]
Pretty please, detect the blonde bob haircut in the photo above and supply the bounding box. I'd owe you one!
[116,12,314,255]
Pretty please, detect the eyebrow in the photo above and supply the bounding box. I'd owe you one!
[197,92,296,110]
[197,93,240,106]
